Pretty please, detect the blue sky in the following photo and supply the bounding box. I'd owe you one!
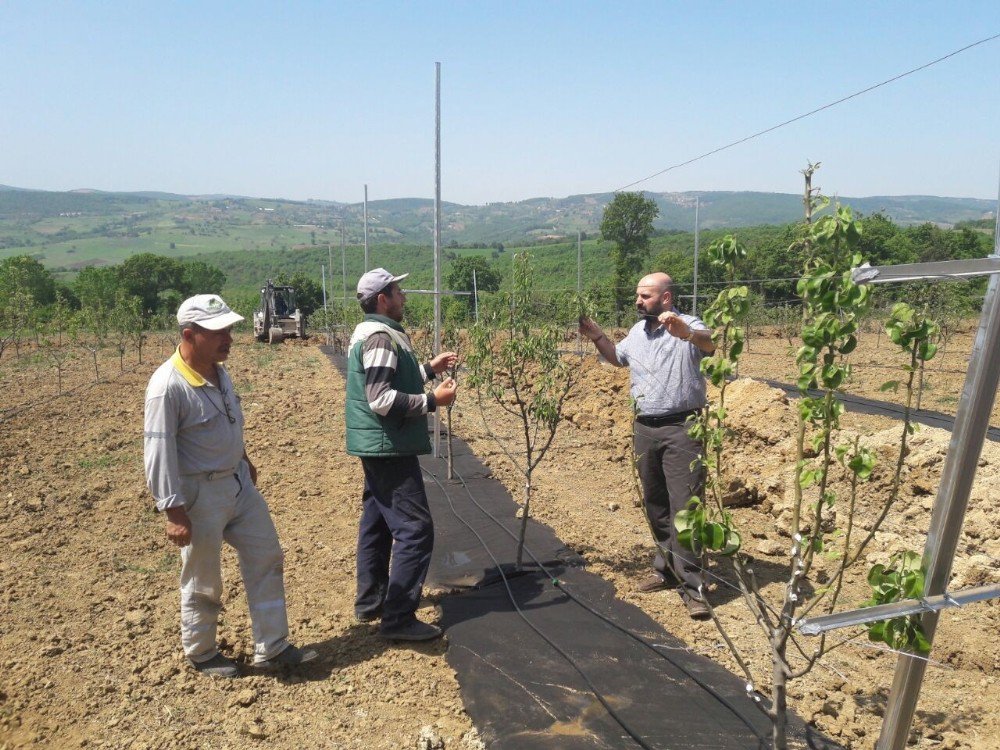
[2,1,998,204]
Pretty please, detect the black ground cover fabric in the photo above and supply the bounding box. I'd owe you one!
[759,378,999,442]
[320,348,840,749]
[422,438,839,750]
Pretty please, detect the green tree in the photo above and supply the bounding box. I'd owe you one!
[116,253,184,315]
[446,256,501,316]
[0,255,56,306]
[600,192,659,322]
[74,266,120,311]
[180,260,226,296]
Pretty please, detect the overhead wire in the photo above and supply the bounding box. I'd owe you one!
[614,33,1000,193]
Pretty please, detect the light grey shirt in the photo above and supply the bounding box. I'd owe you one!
[143,349,245,511]
[615,310,709,417]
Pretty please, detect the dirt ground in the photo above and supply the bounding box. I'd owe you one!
[1,325,997,749]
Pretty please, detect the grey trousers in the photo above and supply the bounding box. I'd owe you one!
[633,420,706,596]
[178,461,289,664]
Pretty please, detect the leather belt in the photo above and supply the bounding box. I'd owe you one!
[635,409,699,427]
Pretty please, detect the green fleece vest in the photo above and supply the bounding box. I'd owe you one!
[345,315,431,457]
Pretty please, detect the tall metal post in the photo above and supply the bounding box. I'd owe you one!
[877,173,1000,749]
[341,223,347,306]
[328,241,334,303]
[363,184,369,272]
[321,264,328,345]
[577,230,583,355]
[472,268,479,324]
[693,196,700,316]
[432,61,442,457]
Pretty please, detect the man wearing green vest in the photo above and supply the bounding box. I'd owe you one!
[346,268,458,641]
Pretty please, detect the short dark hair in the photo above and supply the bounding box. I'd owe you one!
[358,282,395,314]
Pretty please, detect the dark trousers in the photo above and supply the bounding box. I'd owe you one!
[634,420,705,596]
[355,456,434,628]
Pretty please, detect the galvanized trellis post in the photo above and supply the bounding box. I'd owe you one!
[363,184,369,272]
[432,61,442,458]
[577,230,582,356]
[877,262,1000,747]
[693,196,700,316]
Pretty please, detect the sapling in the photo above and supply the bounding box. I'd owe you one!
[466,251,578,569]
[675,165,942,749]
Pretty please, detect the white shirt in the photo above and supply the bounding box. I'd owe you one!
[143,349,245,510]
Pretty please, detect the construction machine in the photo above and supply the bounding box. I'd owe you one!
[253,280,305,343]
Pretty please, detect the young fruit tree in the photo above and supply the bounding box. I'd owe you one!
[466,251,578,569]
[675,166,941,749]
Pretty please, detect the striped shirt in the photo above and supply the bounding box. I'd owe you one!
[615,310,709,417]
[362,331,437,417]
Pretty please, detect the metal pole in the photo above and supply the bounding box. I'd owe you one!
[321,264,329,345]
[472,268,479,324]
[328,241,334,302]
[577,230,583,355]
[432,61,442,457]
[693,196,700,316]
[341,223,347,306]
[876,171,1000,750]
[363,184,369,272]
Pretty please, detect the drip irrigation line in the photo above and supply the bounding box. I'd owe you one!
[614,33,1000,193]
[428,462,771,745]
[420,466,663,750]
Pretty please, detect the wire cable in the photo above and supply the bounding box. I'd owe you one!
[615,32,1000,192]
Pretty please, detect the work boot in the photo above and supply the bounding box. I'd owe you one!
[637,571,676,593]
[189,653,240,679]
[254,644,319,670]
[682,592,711,621]
[379,618,442,642]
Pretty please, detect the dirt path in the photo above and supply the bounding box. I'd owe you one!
[1,327,998,749]
[0,340,478,750]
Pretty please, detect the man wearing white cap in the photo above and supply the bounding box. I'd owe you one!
[346,269,458,641]
[144,294,317,677]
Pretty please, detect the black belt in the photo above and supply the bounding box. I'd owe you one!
[635,409,699,427]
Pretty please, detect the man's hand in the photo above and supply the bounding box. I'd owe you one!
[430,351,458,375]
[433,377,458,408]
[244,454,258,486]
[658,311,691,340]
[578,316,604,342]
[164,506,192,548]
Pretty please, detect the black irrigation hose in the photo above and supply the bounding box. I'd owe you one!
[421,466,661,750]
[424,463,769,749]
[441,463,770,747]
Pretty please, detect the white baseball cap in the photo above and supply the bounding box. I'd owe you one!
[176,294,244,330]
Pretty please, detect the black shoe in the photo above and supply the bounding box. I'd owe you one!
[255,644,319,670]
[190,653,240,679]
[355,606,383,623]
[379,619,442,642]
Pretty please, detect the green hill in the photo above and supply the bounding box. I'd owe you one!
[1,185,994,277]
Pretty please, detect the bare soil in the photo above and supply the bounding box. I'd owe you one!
[1,326,997,749]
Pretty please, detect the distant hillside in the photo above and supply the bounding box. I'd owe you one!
[1,185,994,271]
